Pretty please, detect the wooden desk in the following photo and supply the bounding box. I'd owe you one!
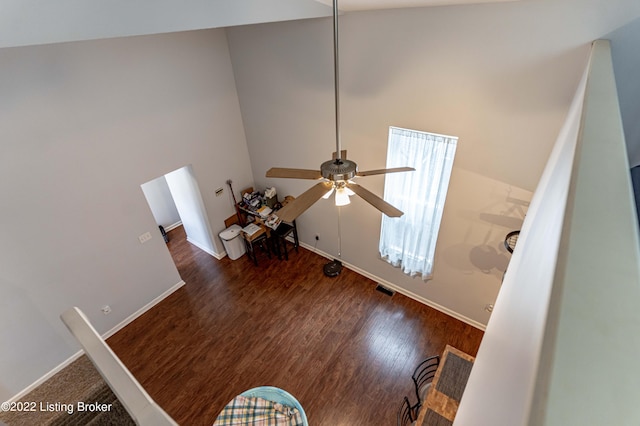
[237,202,298,242]
[416,345,475,426]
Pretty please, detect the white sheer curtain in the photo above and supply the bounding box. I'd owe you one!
[379,127,457,280]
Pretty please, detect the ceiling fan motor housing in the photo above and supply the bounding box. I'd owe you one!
[321,159,358,181]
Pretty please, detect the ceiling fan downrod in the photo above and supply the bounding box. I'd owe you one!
[333,0,342,164]
[321,0,358,181]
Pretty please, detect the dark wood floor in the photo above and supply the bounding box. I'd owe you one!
[107,226,483,425]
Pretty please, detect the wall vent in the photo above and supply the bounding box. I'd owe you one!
[375,284,395,297]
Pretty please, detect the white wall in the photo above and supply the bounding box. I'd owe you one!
[165,165,218,256]
[141,175,181,229]
[227,0,640,326]
[0,28,254,401]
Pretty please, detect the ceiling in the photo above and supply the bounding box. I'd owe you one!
[0,0,517,49]
[317,0,516,10]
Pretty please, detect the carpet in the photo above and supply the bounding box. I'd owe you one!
[0,356,134,426]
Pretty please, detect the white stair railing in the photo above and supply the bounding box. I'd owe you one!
[61,307,178,426]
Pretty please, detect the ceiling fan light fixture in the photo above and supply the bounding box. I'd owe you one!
[335,186,351,206]
[322,186,335,199]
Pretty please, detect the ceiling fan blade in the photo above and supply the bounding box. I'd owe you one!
[266,168,322,180]
[332,150,348,160]
[356,167,415,177]
[275,181,333,222]
[346,182,404,217]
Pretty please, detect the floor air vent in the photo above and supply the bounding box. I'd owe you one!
[375,284,395,297]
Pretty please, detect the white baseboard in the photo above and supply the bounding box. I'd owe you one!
[186,237,225,260]
[103,280,186,339]
[6,280,186,404]
[164,221,182,232]
[299,242,486,331]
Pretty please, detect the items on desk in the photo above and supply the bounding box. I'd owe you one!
[265,187,278,209]
[257,205,272,217]
[236,188,291,240]
[265,187,277,198]
[239,188,282,216]
[243,190,263,208]
[241,190,266,211]
[243,223,262,237]
[265,214,282,230]
[233,190,299,262]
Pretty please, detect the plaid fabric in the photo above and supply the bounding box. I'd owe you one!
[213,395,304,426]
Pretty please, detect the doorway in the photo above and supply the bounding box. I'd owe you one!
[141,165,220,258]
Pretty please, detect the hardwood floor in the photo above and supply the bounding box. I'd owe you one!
[107,226,483,425]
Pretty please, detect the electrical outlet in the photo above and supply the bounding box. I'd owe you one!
[101,305,111,315]
[138,232,152,244]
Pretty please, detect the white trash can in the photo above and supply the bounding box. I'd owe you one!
[219,224,246,260]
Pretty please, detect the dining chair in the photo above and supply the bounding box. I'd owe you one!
[273,220,299,260]
[411,355,440,410]
[243,225,271,266]
[397,396,416,426]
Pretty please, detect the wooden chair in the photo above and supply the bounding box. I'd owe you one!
[397,396,416,426]
[412,355,440,411]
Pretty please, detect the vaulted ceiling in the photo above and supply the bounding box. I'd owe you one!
[2,0,639,165]
[0,0,517,49]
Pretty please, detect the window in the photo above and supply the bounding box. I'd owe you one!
[379,127,457,280]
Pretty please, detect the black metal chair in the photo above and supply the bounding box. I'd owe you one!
[397,396,416,426]
[273,220,299,260]
[411,355,440,411]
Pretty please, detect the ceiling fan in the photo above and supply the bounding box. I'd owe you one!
[265,0,414,224]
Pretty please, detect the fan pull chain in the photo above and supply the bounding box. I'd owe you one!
[337,205,342,258]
